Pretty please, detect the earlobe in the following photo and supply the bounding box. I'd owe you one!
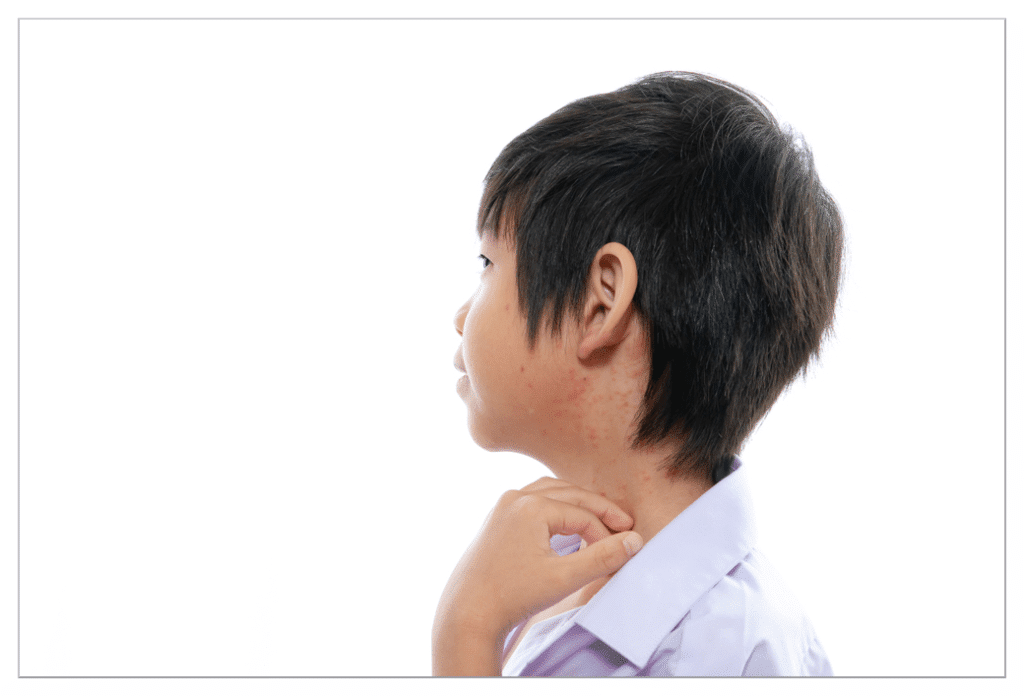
[577,243,638,361]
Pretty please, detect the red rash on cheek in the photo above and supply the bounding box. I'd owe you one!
[565,384,587,401]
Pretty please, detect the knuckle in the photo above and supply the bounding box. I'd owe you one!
[596,542,623,573]
[522,476,557,491]
[518,494,545,512]
[506,492,542,516]
[498,489,523,507]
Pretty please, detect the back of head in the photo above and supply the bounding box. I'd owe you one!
[479,72,844,484]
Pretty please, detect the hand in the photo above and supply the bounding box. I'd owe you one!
[431,477,644,675]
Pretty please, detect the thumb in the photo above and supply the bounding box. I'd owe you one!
[555,531,644,593]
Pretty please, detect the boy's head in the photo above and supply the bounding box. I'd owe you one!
[460,72,843,484]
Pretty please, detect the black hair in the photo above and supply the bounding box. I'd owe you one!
[478,72,844,484]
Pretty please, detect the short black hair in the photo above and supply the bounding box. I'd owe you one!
[478,72,844,484]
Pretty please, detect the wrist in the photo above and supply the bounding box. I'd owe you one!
[434,598,509,644]
[432,609,506,676]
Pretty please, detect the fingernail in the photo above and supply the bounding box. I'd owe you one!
[623,533,643,556]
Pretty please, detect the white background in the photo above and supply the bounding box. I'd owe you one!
[0,0,1018,691]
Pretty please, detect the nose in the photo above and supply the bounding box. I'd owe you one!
[454,298,470,336]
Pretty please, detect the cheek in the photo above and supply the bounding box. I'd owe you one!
[520,361,592,426]
[462,304,509,386]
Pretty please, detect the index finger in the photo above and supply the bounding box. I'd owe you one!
[541,498,618,545]
[541,490,634,535]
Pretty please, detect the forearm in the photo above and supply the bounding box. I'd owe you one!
[431,610,505,676]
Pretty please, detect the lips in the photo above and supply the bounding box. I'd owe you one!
[455,349,469,397]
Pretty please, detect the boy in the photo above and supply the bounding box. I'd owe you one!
[434,72,842,677]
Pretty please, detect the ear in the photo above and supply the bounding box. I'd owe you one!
[577,242,639,361]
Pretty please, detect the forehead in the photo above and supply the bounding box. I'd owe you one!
[477,179,527,243]
[477,212,517,252]
[479,233,515,259]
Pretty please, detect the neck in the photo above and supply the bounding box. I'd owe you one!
[535,327,713,543]
[515,317,713,544]
[545,443,713,546]
[533,440,712,610]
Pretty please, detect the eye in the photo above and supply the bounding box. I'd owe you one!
[478,254,492,270]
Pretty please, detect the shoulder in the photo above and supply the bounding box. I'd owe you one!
[645,549,832,676]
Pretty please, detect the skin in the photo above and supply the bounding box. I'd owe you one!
[433,233,713,676]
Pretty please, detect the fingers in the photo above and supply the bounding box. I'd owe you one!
[546,489,634,532]
[519,476,577,492]
[525,495,645,598]
[552,532,644,596]
[538,498,617,545]
[517,478,634,532]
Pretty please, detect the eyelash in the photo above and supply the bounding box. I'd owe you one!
[478,254,491,269]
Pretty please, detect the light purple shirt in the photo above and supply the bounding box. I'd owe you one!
[502,459,832,676]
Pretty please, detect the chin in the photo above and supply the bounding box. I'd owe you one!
[465,414,525,454]
[466,424,506,453]
[465,412,496,450]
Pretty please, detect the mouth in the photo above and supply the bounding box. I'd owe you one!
[454,350,466,374]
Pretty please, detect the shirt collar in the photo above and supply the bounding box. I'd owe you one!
[572,457,757,668]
